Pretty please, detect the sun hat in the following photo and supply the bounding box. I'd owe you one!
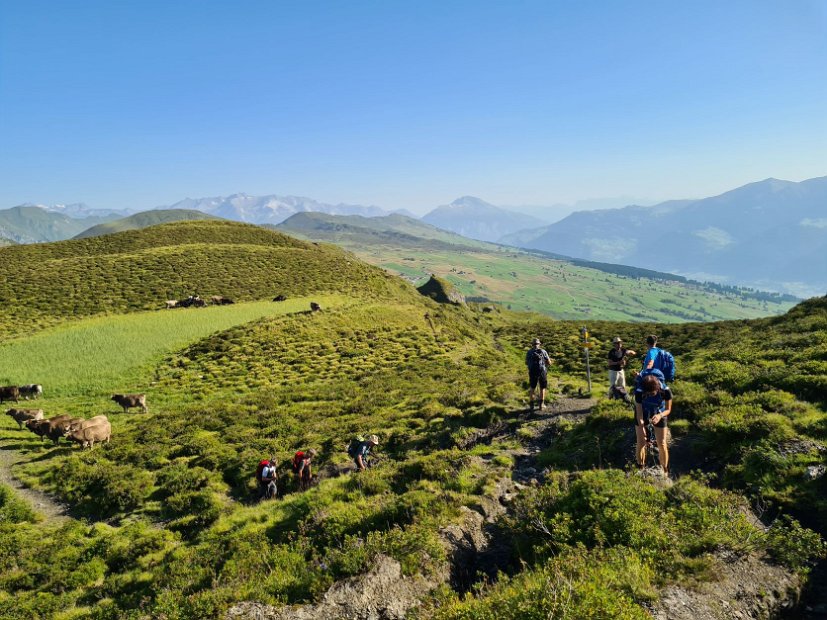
[308,449,318,457]
[532,338,541,345]
[612,337,623,343]
[369,434,379,444]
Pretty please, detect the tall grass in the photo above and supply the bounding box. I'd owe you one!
[0,296,348,397]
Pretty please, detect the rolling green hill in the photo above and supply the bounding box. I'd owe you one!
[0,205,117,243]
[73,208,221,239]
[277,212,797,322]
[0,219,414,336]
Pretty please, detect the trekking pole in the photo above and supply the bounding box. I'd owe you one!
[581,326,592,393]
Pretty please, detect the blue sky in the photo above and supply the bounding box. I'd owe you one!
[1,0,826,215]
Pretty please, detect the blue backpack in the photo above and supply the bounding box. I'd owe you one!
[643,347,675,382]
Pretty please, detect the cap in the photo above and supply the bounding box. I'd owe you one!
[369,434,379,444]
[612,337,622,343]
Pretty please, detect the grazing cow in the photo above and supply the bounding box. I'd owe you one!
[27,414,72,445]
[0,386,20,404]
[111,393,148,413]
[273,295,287,302]
[18,384,43,400]
[64,415,109,434]
[210,295,235,305]
[165,300,179,309]
[65,421,112,449]
[5,408,44,429]
[25,418,51,439]
[310,302,321,312]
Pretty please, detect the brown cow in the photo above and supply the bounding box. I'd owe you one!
[210,295,235,305]
[64,415,109,434]
[5,408,44,429]
[65,421,111,449]
[25,414,71,444]
[0,386,20,404]
[111,393,148,413]
[273,295,287,302]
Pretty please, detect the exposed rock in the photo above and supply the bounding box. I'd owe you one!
[225,555,439,620]
[805,464,826,481]
[416,274,465,305]
[650,552,801,620]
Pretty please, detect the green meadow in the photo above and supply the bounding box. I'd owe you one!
[0,222,823,619]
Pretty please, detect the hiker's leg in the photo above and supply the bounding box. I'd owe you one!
[617,369,626,389]
[654,426,669,472]
[608,370,618,397]
[634,425,647,468]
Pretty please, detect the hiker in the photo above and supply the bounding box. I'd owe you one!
[258,457,278,500]
[637,334,676,386]
[607,337,636,398]
[292,448,317,490]
[634,373,672,473]
[525,337,552,411]
[351,435,379,471]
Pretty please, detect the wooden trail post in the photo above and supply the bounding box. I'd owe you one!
[581,326,592,392]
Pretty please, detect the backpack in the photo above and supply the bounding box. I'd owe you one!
[255,459,270,483]
[527,348,547,373]
[292,451,305,473]
[643,347,676,382]
[634,369,668,415]
[346,435,365,458]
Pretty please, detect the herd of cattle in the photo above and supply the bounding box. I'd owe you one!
[4,388,148,450]
[165,295,235,309]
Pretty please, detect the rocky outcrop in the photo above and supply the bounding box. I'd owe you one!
[225,555,442,620]
[416,275,465,305]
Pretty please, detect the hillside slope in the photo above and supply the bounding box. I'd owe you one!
[0,220,415,336]
[278,212,797,322]
[0,205,118,243]
[73,208,221,239]
[508,176,827,297]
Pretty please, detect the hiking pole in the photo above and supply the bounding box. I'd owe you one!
[581,326,592,393]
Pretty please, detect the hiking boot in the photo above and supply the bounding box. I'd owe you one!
[538,401,544,411]
[529,400,534,412]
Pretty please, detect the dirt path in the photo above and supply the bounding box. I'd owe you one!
[0,439,70,522]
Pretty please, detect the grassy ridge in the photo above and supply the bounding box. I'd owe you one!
[0,220,413,335]
[73,209,221,239]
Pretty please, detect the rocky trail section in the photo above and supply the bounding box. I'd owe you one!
[0,440,69,522]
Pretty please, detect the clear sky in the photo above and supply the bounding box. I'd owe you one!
[1,0,826,215]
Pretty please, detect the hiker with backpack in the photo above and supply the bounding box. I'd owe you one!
[292,448,317,491]
[256,457,278,500]
[349,434,379,471]
[640,335,675,382]
[526,337,553,411]
[634,371,672,473]
[607,336,636,400]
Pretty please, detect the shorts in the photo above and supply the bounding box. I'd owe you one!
[529,370,548,390]
[635,411,667,428]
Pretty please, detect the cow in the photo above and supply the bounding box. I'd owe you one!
[65,421,111,449]
[310,302,321,312]
[0,386,20,404]
[210,295,235,305]
[25,414,71,444]
[18,384,43,400]
[25,418,51,439]
[165,300,179,309]
[179,295,206,308]
[111,393,148,413]
[64,415,109,434]
[273,295,287,302]
[5,408,44,429]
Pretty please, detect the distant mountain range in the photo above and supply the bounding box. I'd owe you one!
[157,193,388,224]
[501,177,827,297]
[421,196,548,242]
[74,209,221,239]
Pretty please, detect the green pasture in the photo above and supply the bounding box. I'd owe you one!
[353,246,794,322]
[0,295,348,398]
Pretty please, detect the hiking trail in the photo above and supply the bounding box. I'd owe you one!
[0,438,70,522]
